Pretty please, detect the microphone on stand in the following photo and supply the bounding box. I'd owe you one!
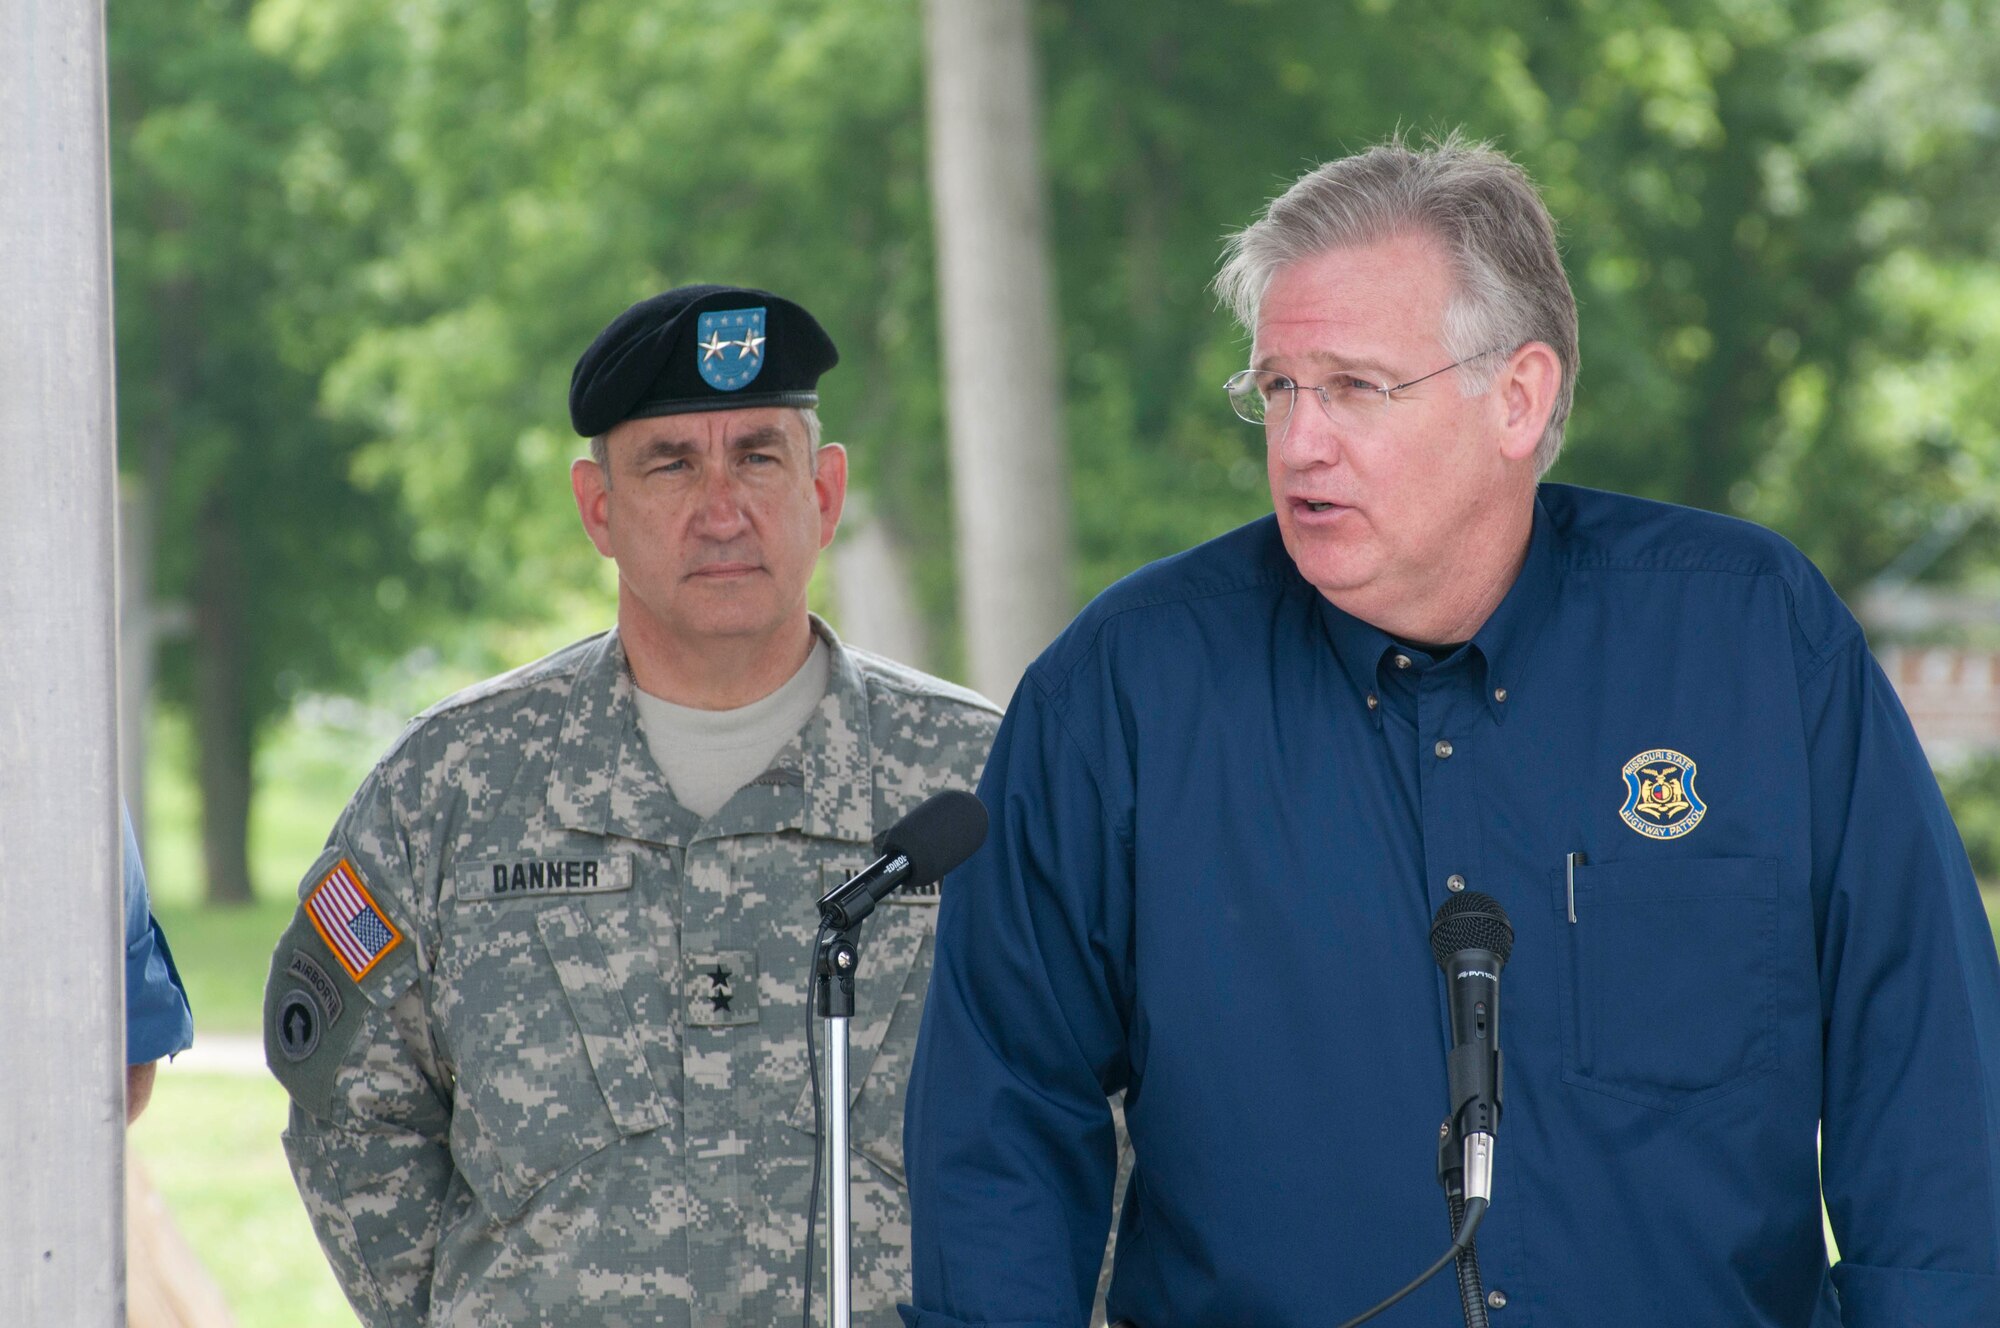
[818,789,988,929]
[805,788,989,1328]
[1334,892,1517,1328]
[1431,891,1514,1203]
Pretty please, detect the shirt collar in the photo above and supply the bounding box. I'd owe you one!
[1314,492,1561,729]
[1465,491,1561,725]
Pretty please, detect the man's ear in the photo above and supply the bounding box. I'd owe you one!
[1494,341,1561,465]
[813,442,849,551]
[573,457,616,558]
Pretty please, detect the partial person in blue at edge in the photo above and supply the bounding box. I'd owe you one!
[125,804,194,1121]
[901,130,2000,1327]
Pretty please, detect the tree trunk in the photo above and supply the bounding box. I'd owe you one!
[193,491,254,906]
[923,0,1075,704]
[830,498,931,668]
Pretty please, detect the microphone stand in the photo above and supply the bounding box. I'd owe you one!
[1438,1126,1491,1328]
[812,924,860,1328]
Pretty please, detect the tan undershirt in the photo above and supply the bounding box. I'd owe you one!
[632,637,831,819]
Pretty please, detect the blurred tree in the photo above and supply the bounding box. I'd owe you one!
[109,0,468,903]
[114,0,2000,893]
[1037,0,2000,598]
[248,0,963,657]
[241,0,2000,637]
[925,0,1075,701]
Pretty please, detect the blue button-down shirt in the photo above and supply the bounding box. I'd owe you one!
[903,484,2000,1328]
[125,805,194,1064]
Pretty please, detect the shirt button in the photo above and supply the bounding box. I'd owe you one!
[1435,739,1454,759]
[1393,653,1412,669]
[1494,687,1508,703]
[1446,874,1466,892]
[1365,693,1379,711]
[1487,1290,1508,1310]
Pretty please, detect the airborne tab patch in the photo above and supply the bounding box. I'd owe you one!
[305,857,403,981]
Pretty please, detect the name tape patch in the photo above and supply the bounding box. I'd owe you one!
[457,855,633,901]
[305,857,403,982]
[890,878,941,905]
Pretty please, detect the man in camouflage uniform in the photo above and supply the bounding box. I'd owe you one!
[264,285,1000,1327]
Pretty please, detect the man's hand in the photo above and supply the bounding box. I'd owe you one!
[127,1060,158,1124]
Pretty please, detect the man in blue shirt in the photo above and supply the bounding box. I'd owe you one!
[125,804,194,1121]
[901,131,2000,1327]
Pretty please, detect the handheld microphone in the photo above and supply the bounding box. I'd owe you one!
[1331,891,1517,1328]
[1431,891,1514,1204]
[816,789,988,930]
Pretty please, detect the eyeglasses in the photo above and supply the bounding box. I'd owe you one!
[1224,348,1508,442]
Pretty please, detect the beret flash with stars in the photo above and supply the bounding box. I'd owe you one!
[568,284,840,437]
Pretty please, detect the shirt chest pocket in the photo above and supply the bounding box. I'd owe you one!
[1551,856,1779,1112]
[436,860,669,1219]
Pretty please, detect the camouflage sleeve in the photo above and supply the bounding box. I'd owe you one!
[266,774,453,1328]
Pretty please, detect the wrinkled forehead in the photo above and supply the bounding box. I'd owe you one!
[1250,232,1458,363]
[606,405,811,460]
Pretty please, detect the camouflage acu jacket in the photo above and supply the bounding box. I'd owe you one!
[263,619,1000,1327]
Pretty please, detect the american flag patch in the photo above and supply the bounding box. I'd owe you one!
[305,858,403,981]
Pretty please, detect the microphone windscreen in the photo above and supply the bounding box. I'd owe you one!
[879,789,989,886]
[1431,890,1515,970]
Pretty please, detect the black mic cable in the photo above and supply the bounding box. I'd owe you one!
[1331,1197,1488,1328]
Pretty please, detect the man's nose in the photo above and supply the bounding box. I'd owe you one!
[1274,391,1343,469]
[693,466,750,531]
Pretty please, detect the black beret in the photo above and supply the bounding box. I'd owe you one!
[569,284,840,437]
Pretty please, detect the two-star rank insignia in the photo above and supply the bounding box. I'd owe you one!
[687,950,758,1027]
[695,307,767,391]
[1618,748,1707,839]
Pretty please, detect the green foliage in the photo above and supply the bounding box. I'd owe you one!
[1939,754,2000,882]
[110,0,475,724]
[124,0,1993,691]
[115,0,2000,890]
[1038,0,2000,597]
[242,0,958,643]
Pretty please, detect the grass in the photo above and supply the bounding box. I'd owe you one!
[131,1073,358,1327]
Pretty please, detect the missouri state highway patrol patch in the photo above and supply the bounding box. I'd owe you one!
[305,857,403,981]
[1619,748,1707,840]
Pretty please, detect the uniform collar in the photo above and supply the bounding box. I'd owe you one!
[1315,493,1561,729]
[547,615,877,848]
[794,614,878,844]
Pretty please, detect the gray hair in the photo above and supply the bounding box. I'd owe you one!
[589,406,824,482]
[1215,130,1578,474]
